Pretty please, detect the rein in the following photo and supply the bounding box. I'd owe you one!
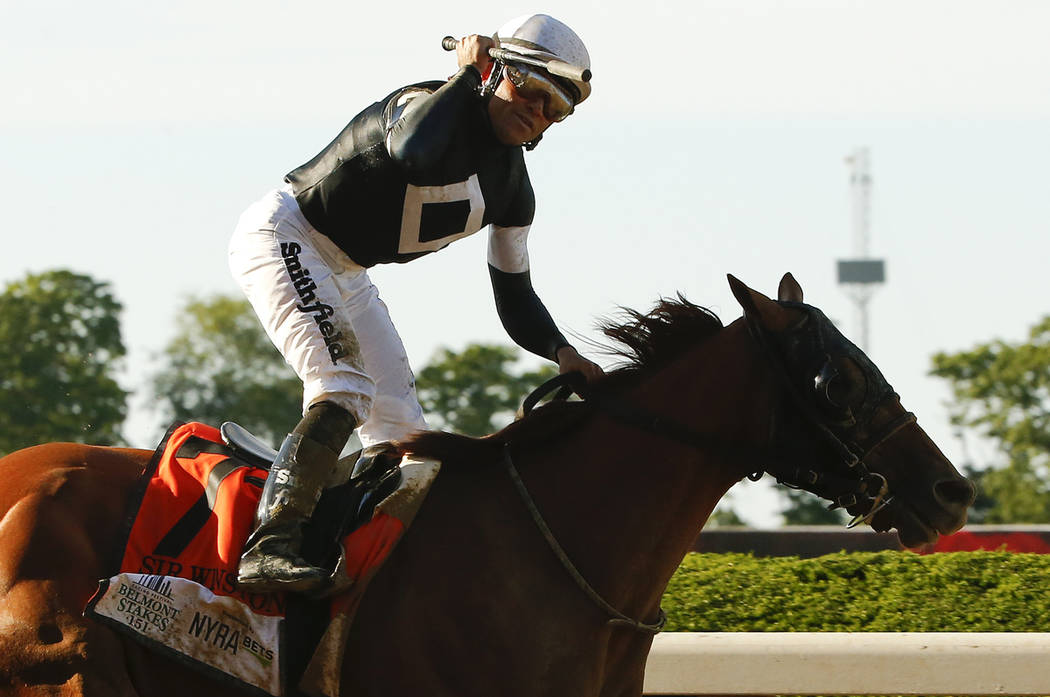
[502,446,667,634]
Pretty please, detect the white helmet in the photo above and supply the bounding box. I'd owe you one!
[495,14,591,105]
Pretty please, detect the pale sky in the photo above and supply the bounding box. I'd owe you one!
[3,0,1048,526]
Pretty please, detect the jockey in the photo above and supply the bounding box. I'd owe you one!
[229,13,604,593]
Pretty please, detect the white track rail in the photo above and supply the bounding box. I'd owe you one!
[642,632,1050,695]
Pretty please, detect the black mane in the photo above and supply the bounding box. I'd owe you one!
[600,293,724,375]
[400,296,723,463]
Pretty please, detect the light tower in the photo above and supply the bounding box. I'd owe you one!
[837,147,885,353]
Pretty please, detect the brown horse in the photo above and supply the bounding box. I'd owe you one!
[0,275,974,697]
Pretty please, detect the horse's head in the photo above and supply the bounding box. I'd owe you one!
[729,273,975,548]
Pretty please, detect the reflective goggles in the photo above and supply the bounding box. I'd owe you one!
[504,63,576,122]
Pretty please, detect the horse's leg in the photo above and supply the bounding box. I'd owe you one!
[0,445,148,697]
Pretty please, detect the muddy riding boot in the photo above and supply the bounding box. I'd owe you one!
[237,433,338,594]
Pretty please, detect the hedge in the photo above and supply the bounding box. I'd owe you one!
[661,551,1050,632]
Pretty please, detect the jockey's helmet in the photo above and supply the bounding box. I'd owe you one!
[489,14,591,119]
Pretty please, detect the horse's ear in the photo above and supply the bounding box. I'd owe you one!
[727,274,803,332]
[778,273,803,303]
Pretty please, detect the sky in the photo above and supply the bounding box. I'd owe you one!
[2,0,1048,526]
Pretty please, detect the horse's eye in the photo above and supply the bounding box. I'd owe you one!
[825,374,852,408]
[814,358,866,410]
[814,362,842,407]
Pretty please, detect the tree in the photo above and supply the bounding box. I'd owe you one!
[0,270,127,454]
[150,295,302,446]
[415,343,558,436]
[780,488,848,526]
[959,460,1045,524]
[931,316,1050,522]
[708,502,747,527]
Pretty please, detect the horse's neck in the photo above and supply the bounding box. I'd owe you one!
[522,319,770,620]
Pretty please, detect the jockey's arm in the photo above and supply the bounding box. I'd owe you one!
[384,67,482,173]
[487,225,604,381]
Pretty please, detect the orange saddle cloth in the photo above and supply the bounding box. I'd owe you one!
[86,421,438,697]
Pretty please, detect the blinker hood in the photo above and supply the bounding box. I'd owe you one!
[746,301,897,438]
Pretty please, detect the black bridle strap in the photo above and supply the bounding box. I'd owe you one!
[503,446,667,634]
[860,410,918,460]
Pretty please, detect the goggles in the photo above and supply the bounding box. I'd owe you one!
[504,63,576,122]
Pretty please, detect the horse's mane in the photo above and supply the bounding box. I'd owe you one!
[400,295,723,466]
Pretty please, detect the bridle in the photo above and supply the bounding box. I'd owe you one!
[508,300,917,633]
[759,401,915,527]
[740,301,916,527]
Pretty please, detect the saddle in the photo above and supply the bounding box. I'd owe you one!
[86,421,439,697]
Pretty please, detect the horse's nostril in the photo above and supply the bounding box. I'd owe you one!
[934,477,977,507]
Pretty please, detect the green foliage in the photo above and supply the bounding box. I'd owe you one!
[150,294,301,446]
[415,344,557,436]
[967,457,1050,523]
[931,317,1050,522]
[662,551,1050,631]
[0,270,127,453]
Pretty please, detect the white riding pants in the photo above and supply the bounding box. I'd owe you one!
[228,186,427,447]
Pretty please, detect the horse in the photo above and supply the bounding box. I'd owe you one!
[0,274,974,697]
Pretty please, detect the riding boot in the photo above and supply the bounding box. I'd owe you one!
[237,432,339,594]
